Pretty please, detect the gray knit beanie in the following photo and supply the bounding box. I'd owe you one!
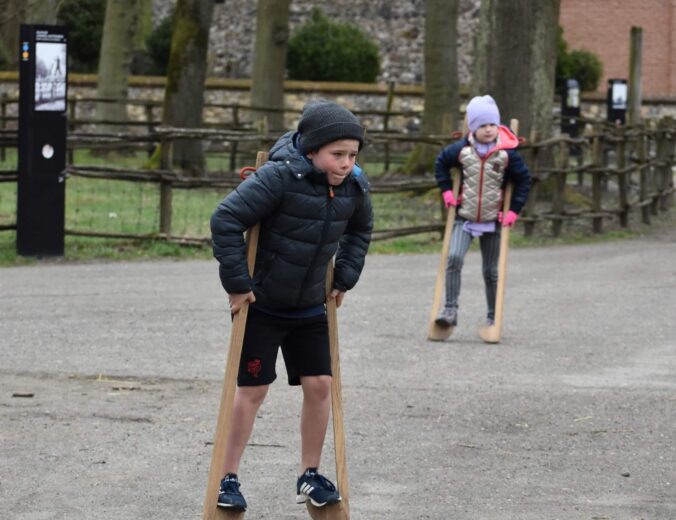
[297,101,365,155]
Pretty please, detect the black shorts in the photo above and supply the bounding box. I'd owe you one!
[237,306,331,386]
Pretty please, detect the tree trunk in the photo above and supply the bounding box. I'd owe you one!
[162,0,215,176]
[472,0,560,143]
[96,0,142,132]
[250,0,291,134]
[403,0,459,175]
[135,0,153,53]
[130,0,153,74]
[0,0,59,69]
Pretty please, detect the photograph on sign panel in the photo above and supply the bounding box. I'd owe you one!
[612,83,628,110]
[35,42,67,111]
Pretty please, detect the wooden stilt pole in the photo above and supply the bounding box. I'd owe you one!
[478,119,520,344]
[203,151,267,520]
[427,170,461,341]
[306,260,350,520]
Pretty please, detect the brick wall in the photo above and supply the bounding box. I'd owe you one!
[560,0,676,96]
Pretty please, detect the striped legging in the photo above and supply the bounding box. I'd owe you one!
[444,218,501,320]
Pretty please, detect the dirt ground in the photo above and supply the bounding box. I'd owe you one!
[1,231,675,519]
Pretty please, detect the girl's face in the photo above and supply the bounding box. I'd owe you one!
[474,124,499,144]
[307,139,360,186]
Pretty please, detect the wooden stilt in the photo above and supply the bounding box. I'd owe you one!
[203,152,267,520]
[477,182,513,344]
[307,261,350,520]
[478,119,520,344]
[427,170,461,341]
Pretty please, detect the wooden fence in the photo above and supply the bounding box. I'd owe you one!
[0,91,416,171]
[0,116,674,244]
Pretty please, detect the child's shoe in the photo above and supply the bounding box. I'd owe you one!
[435,306,458,327]
[296,467,341,507]
[217,473,247,511]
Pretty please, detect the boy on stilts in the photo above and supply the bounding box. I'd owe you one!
[210,101,373,512]
[434,95,531,329]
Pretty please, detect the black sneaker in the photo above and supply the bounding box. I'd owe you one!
[296,468,341,507]
[217,473,247,511]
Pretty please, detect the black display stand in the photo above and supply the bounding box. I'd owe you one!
[561,78,580,138]
[16,25,68,256]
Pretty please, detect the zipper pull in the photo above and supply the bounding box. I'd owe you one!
[328,185,334,199]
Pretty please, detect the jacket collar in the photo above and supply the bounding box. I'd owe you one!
[466,124,519,157]
[268,131,368,192]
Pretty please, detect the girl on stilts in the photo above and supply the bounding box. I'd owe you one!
[434,95,531,328]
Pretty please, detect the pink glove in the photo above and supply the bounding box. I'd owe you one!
[498,210,518,227]
[442,190,457,208]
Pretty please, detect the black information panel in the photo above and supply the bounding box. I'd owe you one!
[560,78,580,138]
[17,25,68,256]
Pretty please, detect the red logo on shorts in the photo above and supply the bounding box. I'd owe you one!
[247,359,262,378]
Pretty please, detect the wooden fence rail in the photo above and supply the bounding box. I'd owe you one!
[0,118,674,244]
[1,95,426,170]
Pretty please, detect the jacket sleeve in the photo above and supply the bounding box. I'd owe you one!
[210,163,284,294]
[505,150,532,214]
[434,142,463,192]
[333,191,373,293]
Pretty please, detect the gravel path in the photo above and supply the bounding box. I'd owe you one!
[1,232,675,519]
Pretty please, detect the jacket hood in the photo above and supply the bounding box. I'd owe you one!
[495,125,519,150]
[266,131,314,176]
[268,131,295,160]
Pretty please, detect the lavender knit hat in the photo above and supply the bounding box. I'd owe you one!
[466,95,501,133]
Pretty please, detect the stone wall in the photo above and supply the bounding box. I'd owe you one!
[2,76,674,137]
[150,0,676,97]
[152,0,481,85]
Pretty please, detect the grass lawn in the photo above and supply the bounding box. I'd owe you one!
[1,147,673,266]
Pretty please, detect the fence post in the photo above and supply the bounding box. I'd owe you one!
[637,124,651,224]
[667,118,675,209]
[383,81,395,172]
[551,138,569,237]
[616,126,629,227]
[0,93,7,162]
[159,138,173,237]
[230,102,240,171]
[68,97,76,165]
[144,102,154,157]
[627,26,643,127]
[656,116,674,211]
[591,133,603,233]
[522,129,540,237]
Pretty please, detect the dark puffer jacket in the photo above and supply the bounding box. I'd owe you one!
[211,131,373,310]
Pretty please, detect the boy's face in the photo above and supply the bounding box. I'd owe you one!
[307,139,360,186]
[474,124,499,144]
